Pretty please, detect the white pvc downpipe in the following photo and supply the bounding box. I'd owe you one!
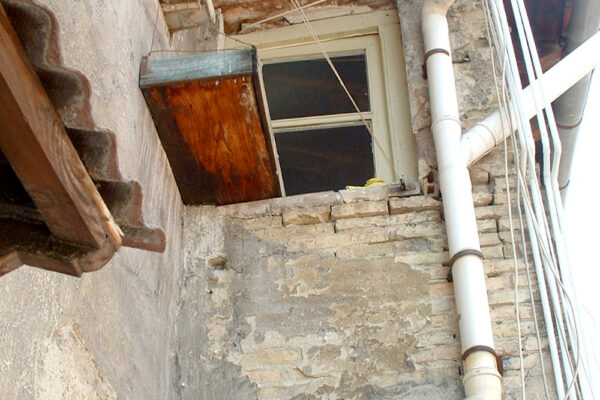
[461,30,600,167]
[422,1,502,399]
[205,0,216,23]
[555,0,600,200]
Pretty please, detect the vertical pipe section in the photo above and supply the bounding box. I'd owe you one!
[205,0,216,23]
[422,1,502,399]
[555,0,600,201]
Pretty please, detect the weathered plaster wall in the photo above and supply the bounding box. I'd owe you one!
[172,3,555,397]
[177,147,555,399]
[0,0,184,398]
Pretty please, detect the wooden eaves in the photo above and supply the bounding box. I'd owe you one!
[0,3,164,276]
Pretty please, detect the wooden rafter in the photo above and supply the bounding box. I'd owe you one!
[0,4,122,251]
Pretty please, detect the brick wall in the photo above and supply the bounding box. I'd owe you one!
[177,147,555,399]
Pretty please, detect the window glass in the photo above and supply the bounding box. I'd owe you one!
[263,54,370,119]
[275,125,374,195]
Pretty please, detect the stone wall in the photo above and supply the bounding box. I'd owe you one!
[177,147,555,399]
[0,1,184,398]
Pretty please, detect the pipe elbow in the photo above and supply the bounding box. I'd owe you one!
[422,0,457,18]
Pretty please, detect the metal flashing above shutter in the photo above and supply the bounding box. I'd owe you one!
[140,49,282,205]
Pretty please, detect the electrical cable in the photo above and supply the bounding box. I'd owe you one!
[481,2,527,395]
[504,2,582,397]
[510,0,594,396]
[511,1,596,397]
[481,0,594,398]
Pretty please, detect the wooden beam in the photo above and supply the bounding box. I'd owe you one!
[0,218,118,277]
[0,5,121,249]
[0,251,22,276]
[140,48,255,87]
[140,46,280,205]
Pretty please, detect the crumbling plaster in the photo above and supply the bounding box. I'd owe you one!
[175,146,555,399]
[175,150,556,399]
[0,0,183,398]
[177,200,454,399]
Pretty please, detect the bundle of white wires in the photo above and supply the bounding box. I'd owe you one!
[482,0,595,398]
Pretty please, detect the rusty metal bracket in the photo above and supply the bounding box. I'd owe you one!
[422,48,451,79]
[461,345,504,376]
[449,248,485,268]
[447,248,485,282]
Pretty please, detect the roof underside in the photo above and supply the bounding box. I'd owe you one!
[160,0,394,34]
[0,0,166,276]
[159,0,571,73]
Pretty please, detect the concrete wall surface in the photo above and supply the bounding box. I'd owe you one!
[0,0,184,399]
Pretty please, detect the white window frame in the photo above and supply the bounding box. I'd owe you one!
[228,10,416,193]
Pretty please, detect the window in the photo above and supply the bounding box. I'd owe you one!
[262,53,374,195]
[230,10,416,195]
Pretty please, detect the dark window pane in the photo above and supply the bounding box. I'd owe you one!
[263,55,370,119]
[275,125,374,195]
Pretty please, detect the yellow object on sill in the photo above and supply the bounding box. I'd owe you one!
[346,178,387,190]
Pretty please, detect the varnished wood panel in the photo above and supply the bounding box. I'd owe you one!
[142,70,280,205]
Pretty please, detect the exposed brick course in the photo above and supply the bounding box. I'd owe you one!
[335,210,441,231]
[469,166,491,184]
[338,186,389,203]
[330,200,389,220]
[282,205,331,226]
[389,196,442,214]
[472,190,494,206]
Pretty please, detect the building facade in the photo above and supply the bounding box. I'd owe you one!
[0,0,556,398]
